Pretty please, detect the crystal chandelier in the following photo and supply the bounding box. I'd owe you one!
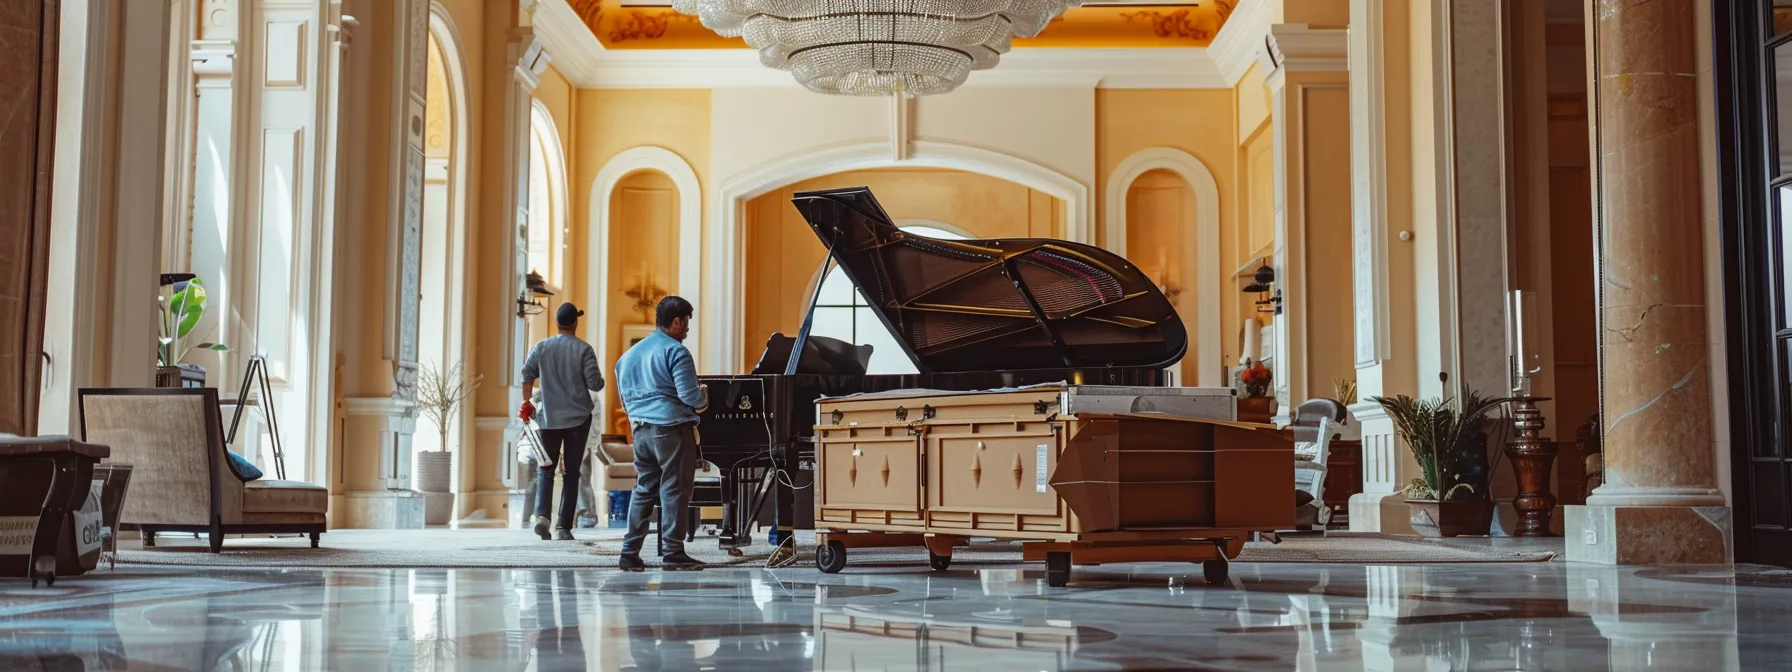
[670,0,1083,96]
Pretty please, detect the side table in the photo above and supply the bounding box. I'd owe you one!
[1325,439,1363,530]
[0,437,110,586]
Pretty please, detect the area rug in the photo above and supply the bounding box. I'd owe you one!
[115,529,1554,569]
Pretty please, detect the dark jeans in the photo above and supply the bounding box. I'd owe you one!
[532,417,591,530]
[620,422,697,556]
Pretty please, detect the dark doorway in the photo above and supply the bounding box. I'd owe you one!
[1714,0,1792,567]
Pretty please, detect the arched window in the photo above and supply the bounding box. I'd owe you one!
[809,224,965,374]
[526,103,566,344]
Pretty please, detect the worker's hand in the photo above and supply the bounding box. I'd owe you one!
[518,400,536,423]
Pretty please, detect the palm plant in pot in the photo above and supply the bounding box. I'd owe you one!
[1371,391,1510,537]
[416,360,480,525]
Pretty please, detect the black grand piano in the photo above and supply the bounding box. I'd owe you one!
[697,186,1187,551]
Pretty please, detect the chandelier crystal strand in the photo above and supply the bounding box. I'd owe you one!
[671,0,1083,96]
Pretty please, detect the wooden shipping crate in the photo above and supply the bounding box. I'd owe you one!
[814,388,1293,540]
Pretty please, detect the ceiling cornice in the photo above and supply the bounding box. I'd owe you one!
[534,0,605,86]
[570,48,1229,90]
[1208,0,1274,86]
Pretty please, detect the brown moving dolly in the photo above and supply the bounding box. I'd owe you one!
[810,388,1293,588]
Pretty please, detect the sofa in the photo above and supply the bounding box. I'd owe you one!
[78,388,327,552]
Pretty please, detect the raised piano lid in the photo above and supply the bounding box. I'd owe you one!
[791,186,1187,374]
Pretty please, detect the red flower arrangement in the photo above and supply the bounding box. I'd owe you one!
[1241,362,1272,398]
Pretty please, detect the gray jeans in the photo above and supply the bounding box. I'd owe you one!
[620,422,698,556]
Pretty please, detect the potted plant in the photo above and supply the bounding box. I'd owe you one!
[1370,391,1509,537]
[1238,360,1276,423]
[157,277,229,387]
[416,360,481,525]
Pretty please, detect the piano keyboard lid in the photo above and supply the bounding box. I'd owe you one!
[791,187,1187,374]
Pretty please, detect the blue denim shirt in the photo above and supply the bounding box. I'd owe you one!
[615,329,706,427]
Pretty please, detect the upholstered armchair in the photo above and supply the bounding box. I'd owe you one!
[78,388,327,552]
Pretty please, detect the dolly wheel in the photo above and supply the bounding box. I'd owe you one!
[928,552,952,571]
[816,540,848,574]
[1045,551,1071,587]
[1203,558,1230,586]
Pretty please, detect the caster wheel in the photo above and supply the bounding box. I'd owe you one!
[928,552,952,571]
[816,540,847,574]
[1045,551,1071,587]
[1203,559,1230,586]
[726,547,744,558]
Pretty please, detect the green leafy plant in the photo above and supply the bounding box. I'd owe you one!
[1371,391,1510,501]
[158,278,229,367]
[418,360,482,452]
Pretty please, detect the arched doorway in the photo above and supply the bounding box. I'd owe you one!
[740,167,1062,369]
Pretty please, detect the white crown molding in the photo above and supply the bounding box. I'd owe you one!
[1267,24,1349,73]
[567,48,1228,90]
[1208,0,1274,86]
[533,0,604,86]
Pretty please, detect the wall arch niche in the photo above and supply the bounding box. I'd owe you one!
[1105,147,1222,387]
[586,147,701,435]
[415,8,471,471]
[740,168,1064,370]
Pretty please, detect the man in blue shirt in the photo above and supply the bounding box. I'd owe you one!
[614,296,708,570]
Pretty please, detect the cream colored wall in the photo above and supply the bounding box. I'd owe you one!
[1096,89,1238,379]
[569,89,712,316]
[740,168,1064,367]
[711,87,1097,189]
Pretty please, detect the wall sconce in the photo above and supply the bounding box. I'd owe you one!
[516,269,557,318]
[1241,264,1282,315]
[624,262,667,324]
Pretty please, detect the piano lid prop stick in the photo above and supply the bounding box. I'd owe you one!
[785,229,843,377]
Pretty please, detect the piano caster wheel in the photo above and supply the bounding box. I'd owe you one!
[726,547,744,558]
[1045,552,1070,588]
[928,552,952,571]
[816,540,847,574]
[1203,559,1230,586]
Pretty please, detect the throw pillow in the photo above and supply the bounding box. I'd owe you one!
[227,452,264,481]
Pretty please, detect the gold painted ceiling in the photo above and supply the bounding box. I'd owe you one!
[564,1,1235,50]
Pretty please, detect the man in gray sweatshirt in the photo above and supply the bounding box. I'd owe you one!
[520,303,605,541]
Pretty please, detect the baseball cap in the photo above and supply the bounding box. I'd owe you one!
[556,302,584,327]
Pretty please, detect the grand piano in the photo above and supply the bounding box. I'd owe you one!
[697,186,1187,551]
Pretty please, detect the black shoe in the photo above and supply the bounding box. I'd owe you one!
[532,516,550,541]
[554,529,575,541]
[618,554,646,572]
[661,552,704,570]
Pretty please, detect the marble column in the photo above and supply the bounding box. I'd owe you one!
[337,0,432,529]
[1564,0,1731,564]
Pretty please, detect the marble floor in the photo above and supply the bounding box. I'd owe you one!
[2,554,1790,671]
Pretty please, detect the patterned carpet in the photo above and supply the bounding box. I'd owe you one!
[114,529,1555,569]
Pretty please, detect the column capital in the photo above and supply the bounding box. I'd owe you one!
[509,29,548,92]
[190,39,236,81]
[1265,23,1348,83]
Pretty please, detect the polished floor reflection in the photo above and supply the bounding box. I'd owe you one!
[1,558,1788,670]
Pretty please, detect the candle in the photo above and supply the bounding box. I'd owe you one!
[1513,291,1527,393]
